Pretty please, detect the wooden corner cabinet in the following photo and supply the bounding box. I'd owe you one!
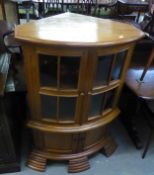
[15,13,144,173]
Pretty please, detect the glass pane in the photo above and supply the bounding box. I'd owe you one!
[60,57,80,89]
[104,89,115,110]
[39,54,57,87]
[112,50,127,80]
[88,93,105,118]
[94,55,114,86]
[41,95,57,120]
[59,97,76,121]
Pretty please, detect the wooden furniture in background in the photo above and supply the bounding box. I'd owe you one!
[43,0,64,17]
[95,0,118,18]
[0,20,23,174]
[142,0,154,35]
[67,0,96,15]
[0,0,6,20]
[125,38,154,158]
[119,0,154,150]
[10,0,38,23]
[118,0,149,22]
[0,0,19,23]
[15,12,144,173]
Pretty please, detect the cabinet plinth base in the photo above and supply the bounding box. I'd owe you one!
[27,151,47,172]
[27,134,117,173]
[68,156,90,173]
[101,137,118,157]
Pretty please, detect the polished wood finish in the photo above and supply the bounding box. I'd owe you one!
[15,13,144,172]
[27,151,47,172]
[101,135,117,157]
[68,156,90,173]
[15,13,144,46]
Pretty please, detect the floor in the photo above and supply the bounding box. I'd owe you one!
[3,116,154,175]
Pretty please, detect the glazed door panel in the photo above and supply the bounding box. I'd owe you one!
[40,94,78,123]
[30,47,88,124]
[80,47,129,122]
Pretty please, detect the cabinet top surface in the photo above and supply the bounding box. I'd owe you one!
[15,12,144,47]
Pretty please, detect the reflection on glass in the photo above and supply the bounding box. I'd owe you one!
[104,89,115,110]
[41,95,57,119]
[112,50,127,80]
[60,57,80,89]
[88,93,105,118]
[39,54,57,87]
[94,55,114,86]
[59,97,76,121]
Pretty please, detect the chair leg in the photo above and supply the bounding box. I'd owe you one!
[120,90,143,149]
[142,128,153,159]
[125,99,143,149]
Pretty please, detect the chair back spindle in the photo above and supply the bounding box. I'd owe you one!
[44,0,64,17]
[139,47,154,82]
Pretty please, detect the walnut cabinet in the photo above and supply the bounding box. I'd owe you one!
[15,12,144,173]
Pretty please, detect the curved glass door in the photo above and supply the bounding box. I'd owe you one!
[39,54,80,89]
[88,89,116,120]
[93,50,127,87]
[38,53,82,123]
[40,94,77,122]
[87,49,128,121]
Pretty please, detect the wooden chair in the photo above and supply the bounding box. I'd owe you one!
[125,35,154,158]
[119,1,154,153]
